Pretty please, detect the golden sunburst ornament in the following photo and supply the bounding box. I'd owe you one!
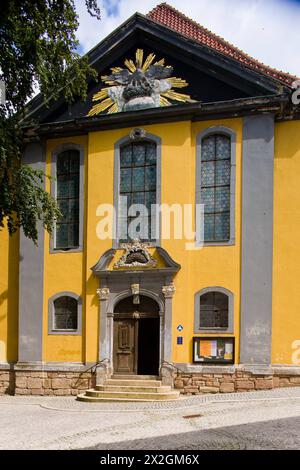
[87,49,196,116]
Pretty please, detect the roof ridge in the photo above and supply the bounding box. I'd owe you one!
[149,2,247,52]
[147,2,298,85]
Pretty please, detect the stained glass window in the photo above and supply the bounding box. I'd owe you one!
[53,296,78,330]
[55,150,80,249]
[200,291,228,328]
[119,141,156,241]
[201,135,231,242]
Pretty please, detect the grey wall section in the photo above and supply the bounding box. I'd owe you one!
[18,143,45,363]
[240,115,274,364]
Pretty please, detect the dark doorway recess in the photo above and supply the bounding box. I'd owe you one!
[138,317,160,375]
[113,295,160,376]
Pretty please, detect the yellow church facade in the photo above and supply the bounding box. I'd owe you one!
[1,4,300,395]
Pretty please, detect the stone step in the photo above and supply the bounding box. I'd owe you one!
[112,375,159,380]
[83,389,180,400]
[77,394,180,403]
[96,384,172,393]
[105,379,162,387]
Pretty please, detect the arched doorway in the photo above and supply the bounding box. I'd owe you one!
[113,295,160,375]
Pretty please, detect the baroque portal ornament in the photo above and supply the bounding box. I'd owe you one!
[97,287,110,300]
[162,284,176,298]
[131,283,140,304]
[87,48,196,116]
[114,239,157,268]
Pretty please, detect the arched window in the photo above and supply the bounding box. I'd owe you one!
[54,296,77,330]
[119,141,157,242]
[201,134,231,242]
[196,128,236,246]
[55,149,80,249]
[48,292,82,334]
[194,287,233,333]
[200,291,228,328]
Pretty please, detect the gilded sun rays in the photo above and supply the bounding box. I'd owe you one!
[87,49,196,116]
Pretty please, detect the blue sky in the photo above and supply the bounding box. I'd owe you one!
[75,0,300,77]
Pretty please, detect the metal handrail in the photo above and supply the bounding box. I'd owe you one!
[159,360,192,378]
[73,358,110,387]
[89,358,110,374]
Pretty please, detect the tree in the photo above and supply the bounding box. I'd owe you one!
[0,0,101,243]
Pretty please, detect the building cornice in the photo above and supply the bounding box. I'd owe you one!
[23,94,290,141]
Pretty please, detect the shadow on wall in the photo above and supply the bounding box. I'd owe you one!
[0,366,15,395]
[0,290,7,308]
[7,231,19,362]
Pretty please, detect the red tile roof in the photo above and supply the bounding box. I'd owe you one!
[147,2,297,86]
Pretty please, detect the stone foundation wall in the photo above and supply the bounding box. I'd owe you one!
[0,370,13,395]
[174,370,300,394]
[0,368,96,396]
[2,366,300,396]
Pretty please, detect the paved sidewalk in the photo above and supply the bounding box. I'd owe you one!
[0,387,300,449]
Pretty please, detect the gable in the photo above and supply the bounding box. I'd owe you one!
[25,13,289,126]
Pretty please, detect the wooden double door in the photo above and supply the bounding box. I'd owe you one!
[113,314,160,375]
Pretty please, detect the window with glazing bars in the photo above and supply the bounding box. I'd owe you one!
[55,150,80,249]
[201,135,231,242]
[119,141,156,242]
[53,296,78,330]
[200,291,228,328]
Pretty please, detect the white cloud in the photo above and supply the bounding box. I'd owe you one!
[75,0,300,77]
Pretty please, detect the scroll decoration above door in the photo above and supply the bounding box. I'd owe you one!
[114,239,157,268]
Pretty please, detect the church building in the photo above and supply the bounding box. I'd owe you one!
[1,3,300,398]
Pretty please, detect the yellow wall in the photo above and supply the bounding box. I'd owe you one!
[183,119,242,364]
[272,120,300,365]
[0,226,19,363]
[83,119,242,364]
[6,116,297,366]
[43,136,88,362]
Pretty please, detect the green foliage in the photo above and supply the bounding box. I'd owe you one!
[0,0,100,244]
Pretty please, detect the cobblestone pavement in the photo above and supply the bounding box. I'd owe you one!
[0,388,300,450]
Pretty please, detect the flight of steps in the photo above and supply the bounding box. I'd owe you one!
[77,375,180,402]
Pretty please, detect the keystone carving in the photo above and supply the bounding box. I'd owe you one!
[131,283,140,304]
[129,128,147,140]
